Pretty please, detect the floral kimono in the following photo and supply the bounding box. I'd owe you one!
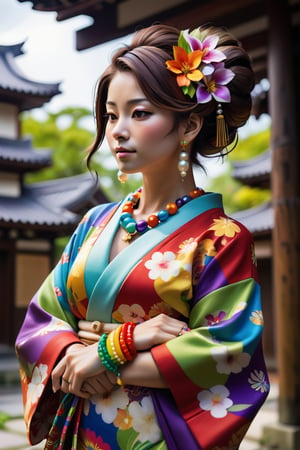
[16,192,269,450]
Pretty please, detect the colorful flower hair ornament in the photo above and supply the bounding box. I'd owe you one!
[166,28,235,104]
[166,28,236,147]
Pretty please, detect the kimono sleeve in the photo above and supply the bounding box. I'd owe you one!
[15,204,110,445]
[151,219,270,448]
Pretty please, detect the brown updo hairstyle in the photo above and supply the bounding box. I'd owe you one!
[87,24,254,169]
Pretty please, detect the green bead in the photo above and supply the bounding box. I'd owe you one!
[125,221,136,234]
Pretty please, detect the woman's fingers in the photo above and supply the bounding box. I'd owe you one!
[133,314,190,350]
[78,329,100,344]
[52,358,67,393]
[52,342,105,395]
[82,372,117,396]
[78,320,118,335]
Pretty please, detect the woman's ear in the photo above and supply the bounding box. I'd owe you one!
[183,113,203,142]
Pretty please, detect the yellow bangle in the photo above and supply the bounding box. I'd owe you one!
[113,325,127,364]
[108,328,126,365]
[106,332,116,361]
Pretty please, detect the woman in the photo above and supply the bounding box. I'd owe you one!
[16,24,269,449]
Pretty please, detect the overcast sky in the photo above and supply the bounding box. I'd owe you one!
[1,0,131,113]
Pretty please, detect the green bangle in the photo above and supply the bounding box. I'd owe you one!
[98,333,120,374]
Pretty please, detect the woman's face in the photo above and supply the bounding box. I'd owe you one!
[105,71,185,178]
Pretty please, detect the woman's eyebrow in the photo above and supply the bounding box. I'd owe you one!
[106,98,149,106]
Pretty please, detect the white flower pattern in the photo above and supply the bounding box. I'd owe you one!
[211,345,251,374]
[145,251,181,282]
[128,396,162,444]
[91,388,129,423]
[197,385,233,418]
[27,364,48,405]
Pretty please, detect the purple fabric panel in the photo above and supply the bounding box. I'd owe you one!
[192,258,227,307]
[226,342,269,418]
[15,295,53,364]
[151,389,200,450]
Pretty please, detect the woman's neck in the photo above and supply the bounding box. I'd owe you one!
[135,173,197,215]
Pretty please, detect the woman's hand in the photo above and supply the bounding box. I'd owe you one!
[52,342,105,398]
[81,371,117,397]
[133,314,189,351]
[77,315,189,352]
[77,320,118,344]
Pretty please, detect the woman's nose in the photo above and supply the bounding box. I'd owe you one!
[112,119,129,141]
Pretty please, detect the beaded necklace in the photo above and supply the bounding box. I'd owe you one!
[120,187,204,242]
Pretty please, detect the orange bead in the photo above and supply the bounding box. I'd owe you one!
[166,202,178,215]
[122,204,134,213]
[147,214,159,227]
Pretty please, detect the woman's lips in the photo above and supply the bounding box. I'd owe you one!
[115,148,135,158]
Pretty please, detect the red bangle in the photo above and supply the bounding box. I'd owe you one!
[120,322,137,359]
[119,327,133,361]
[125,322,137,357]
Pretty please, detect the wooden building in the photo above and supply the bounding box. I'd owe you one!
[0,42,107,346]
[232,149,275,368]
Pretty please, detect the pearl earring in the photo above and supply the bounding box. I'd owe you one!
[178,140,189,181]
[117,170,128,183]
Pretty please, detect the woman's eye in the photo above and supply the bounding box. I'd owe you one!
[105,113,117,121]
[133,110,152,119]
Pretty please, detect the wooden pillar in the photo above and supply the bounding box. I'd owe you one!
[268,0,300,425]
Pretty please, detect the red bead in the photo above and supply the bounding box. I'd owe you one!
[119,334,133,361]
[190,188,204,198]
[126,322,137,357]
[147,214,159,228]
[166,202,178,215]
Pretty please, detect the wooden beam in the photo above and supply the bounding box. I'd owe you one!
[75,0,267,50]
[268,0,300,426]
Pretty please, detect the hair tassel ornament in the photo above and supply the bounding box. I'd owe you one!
[216,104,229,148]
[178,140,190,181]
[118,170,128,184]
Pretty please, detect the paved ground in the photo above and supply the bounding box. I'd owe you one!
[0,367,278,449]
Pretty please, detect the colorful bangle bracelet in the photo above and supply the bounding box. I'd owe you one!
[108,328,126,365]
[126,322,137,357]
[106,332,117,363]
[98,333,120,374]
[119,329,134,361]
[112,325,127,364]
[119,322,135,360]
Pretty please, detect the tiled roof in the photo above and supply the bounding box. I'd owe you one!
[0,137,51,170]
[231,201,273,235]
[0,172,102,232]
[29,172,101,210]
[231,149,271,185]
[0,43,61,110]
[0,191,78,229]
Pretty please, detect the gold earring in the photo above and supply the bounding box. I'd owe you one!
[178,140,189,181]
[117,170,128,183]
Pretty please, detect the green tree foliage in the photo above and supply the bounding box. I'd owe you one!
[21,107,140,201]
[229,128,270,162]
[22,107,94,181]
